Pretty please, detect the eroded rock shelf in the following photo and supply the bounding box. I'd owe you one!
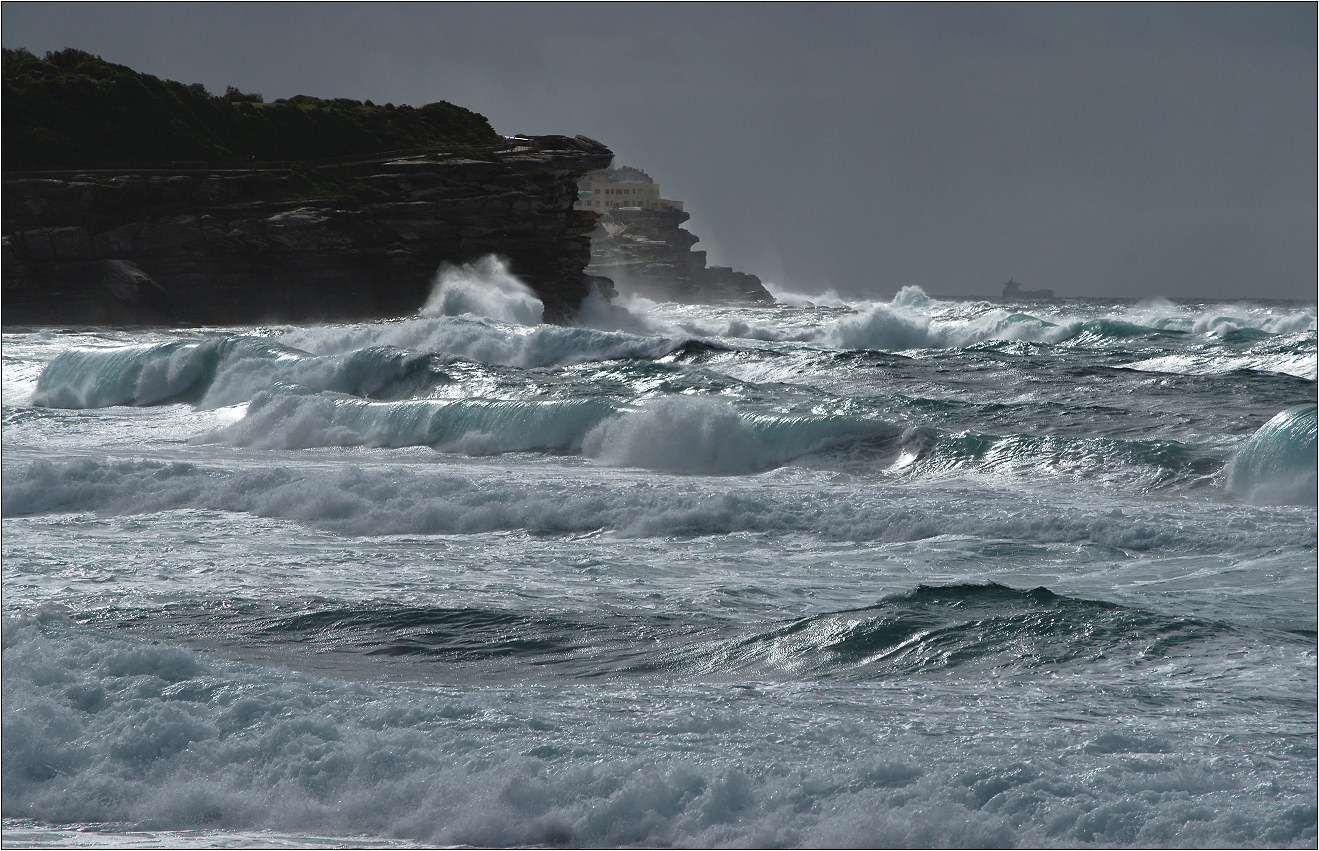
[2,135,613,326]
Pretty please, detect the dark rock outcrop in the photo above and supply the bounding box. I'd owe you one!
[2,135,613,326]
[588,207,773,305]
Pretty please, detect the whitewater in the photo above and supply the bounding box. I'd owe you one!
[3,258,1315,848]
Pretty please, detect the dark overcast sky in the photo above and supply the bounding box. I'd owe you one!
[5,2,1315,299]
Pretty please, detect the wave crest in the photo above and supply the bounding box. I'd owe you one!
[31,340,226,408]
[203,388,619,454]
[419,255,544,326]
[5,457,1313,550]
[1226,405,1317,506]
[582,396,902,474]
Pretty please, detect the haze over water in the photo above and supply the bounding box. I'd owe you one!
[3,262,1316,847]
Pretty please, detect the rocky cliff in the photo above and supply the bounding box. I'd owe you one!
[2,135,613,325]
[587,207,773,305]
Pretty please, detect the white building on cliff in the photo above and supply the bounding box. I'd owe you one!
[575,166,683,213]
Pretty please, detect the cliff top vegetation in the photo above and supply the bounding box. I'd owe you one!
[3,48,501,171]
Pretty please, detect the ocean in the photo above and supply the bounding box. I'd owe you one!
[3,260,1316,848]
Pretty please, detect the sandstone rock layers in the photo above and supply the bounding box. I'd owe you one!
[589,207,773,305]
[2,135,613,326]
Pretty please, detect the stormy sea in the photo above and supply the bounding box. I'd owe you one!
[3,259,1315,848]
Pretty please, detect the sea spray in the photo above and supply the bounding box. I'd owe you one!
[581,396,904,475]
[420,255,544,325]
[891,284,937,309]
[281,316,682,369]
[583,396,765,474]
[29,324,692,412]
[823,301,944,351]
[816,300,1186,351]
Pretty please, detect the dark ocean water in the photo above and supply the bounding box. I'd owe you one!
[3,265,1315,847]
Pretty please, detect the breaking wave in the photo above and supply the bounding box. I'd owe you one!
[204,388,619,454]
[581,396,903,474]
[1226,405,1318,506]
[419,255,544,326]
[29,325,690,410]
[31,338,454,410]
[819,303,1187,352]
[809,287,1315,354]
[200,390,901,472]
[5,457,1311,550]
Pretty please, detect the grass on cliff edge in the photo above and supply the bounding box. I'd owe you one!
[3,48,502,171]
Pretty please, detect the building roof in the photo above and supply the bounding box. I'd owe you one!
[597,166,653,184]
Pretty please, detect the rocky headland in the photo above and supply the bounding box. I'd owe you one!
[2,49,613,326]
[3,136,612,325]
[3,49,775,327]
[587,206,772,305]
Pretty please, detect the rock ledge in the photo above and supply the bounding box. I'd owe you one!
[2,135,613,326]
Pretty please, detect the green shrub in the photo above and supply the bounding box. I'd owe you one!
[3,48,500,170]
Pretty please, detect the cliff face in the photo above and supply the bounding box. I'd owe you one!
[588,207,773,305]
[2,135,613,326]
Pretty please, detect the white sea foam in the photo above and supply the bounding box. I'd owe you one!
[819,299,1065,351]
[806,287,1317,354]
[1189,308,1316,338]
[582,396,761,474]
[571,289,664,335]
[195,344,431,410]
[4,294,1314,851]
[822,301,942,350]
[121,390,904,469]
[201,389,617,454]
[582,396,901,475]
[571,290,804,347]
[419,255,544,326]
[4,456,1312,552]
[280,317,680,370]
[1124,347,1318,381]
[760,282,854,309]
[33,290,1307,415]
[582,397,769,474]
[891,284,937,309]
[3,614,1312,848]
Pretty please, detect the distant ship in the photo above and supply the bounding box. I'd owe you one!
[1002,279,1054,299]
